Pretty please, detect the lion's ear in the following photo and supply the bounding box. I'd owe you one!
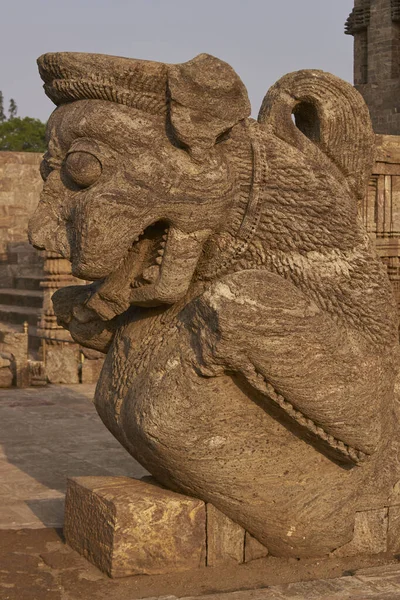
[167,54,251,160]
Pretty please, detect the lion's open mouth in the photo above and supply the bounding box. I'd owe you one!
[84,221,210,319]
[83,220,171,319]
[129,221,170,290]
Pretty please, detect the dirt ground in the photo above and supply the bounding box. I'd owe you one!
[1,527,399,600]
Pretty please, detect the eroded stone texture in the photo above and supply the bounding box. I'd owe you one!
[0,152,43,287]
[244,532,269,563]
[45,342,79,384]
[361,135,400,322]
[0,323,29,387]
[0,363,13,387]
[39,251,85,384]
[64,476,206,577]
[387,505,400,553]
[29,51,400,558]
[206,504,245,566]
[81,355,104,384]
[333,509,388,557]
[346,0,400,135]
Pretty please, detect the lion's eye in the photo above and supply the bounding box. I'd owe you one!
[64,151,102,188]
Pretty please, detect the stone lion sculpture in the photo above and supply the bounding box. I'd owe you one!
[29,52,400,558]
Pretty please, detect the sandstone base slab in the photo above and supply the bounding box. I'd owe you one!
[64,476,206,577]
[65,476,271,577]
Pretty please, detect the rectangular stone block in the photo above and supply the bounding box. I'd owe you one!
[333,508,388,557]
[45,343,79,384]
[64,476,206,578]
[206,504,244,566]
[244,531,268,562]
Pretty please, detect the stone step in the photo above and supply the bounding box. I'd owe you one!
[0,288,43,309]
[14,275,43,291]
[0,304,41,327]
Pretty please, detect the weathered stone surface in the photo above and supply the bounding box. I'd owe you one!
[387,505,400,553]
[244,532,269,562]
[64,476,206,577]
[81,357,104,384]
[0,324,29,387]
[29,51,400,559]
[44,343,79,384]
[346,0,400,136]
[206,504,245,567]
[0,153,43,287]
[0,365,13,387]
[0,354,10,369]
[347,1,400,324]
[333,509,388,557]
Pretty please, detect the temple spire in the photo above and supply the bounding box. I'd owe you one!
[346,0,400,134]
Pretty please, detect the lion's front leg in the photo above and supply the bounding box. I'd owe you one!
[185,269,394,464]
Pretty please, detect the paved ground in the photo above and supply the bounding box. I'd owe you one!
[2,384,400,599]
[2,528,400,600]
[0,384,148,529]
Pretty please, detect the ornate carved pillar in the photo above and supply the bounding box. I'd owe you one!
[38,251,84,384]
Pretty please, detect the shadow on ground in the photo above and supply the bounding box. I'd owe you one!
[0,383,147,528]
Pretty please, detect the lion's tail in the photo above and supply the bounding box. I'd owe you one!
[257,70,375,199]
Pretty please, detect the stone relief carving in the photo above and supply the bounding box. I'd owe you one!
[29,52,400,558]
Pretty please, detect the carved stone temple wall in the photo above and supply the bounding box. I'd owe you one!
[0,151,43,287]
[345,1,400,320]
[363,135,400,319]
[345,0,400,135]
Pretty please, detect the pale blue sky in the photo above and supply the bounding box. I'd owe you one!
[1,0,354,122]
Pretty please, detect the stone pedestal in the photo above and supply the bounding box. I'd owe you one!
[64,476,271,577]
[65,476,400,578]
[64,477,206,578]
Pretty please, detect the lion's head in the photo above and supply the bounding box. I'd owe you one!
[29,52,252,311]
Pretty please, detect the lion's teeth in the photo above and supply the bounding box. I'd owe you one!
[155,256,163,265]
[162,234,168,241]
[142,265,159,283]
[158,248,164,256]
